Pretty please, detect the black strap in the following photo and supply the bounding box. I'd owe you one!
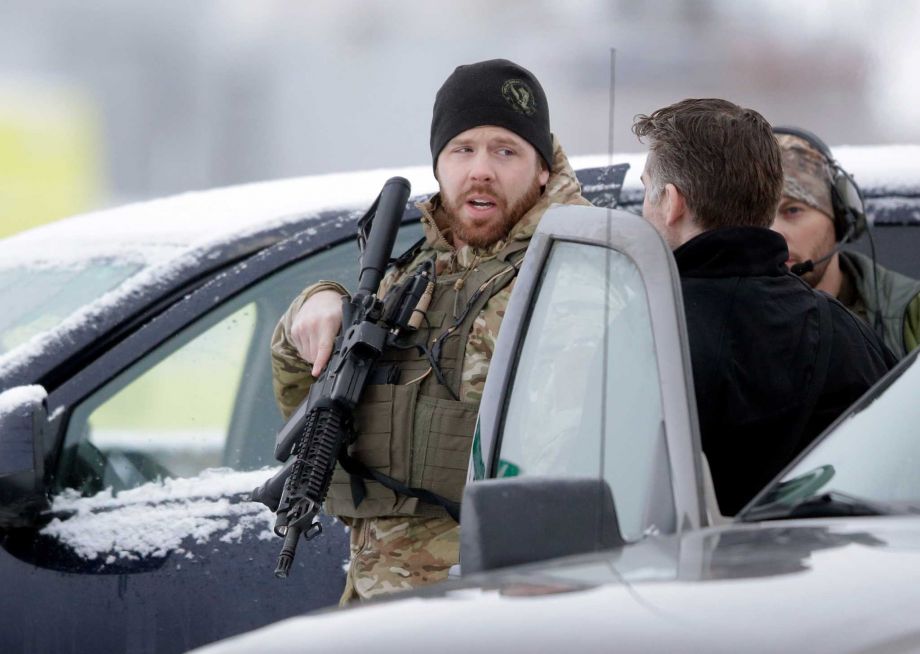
[496,239,530,263]
[391,236,427,269]
[430,255,525,395]
[425,341,460,400]
[338,450,461,522]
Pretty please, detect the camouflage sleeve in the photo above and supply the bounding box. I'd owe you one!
[270,280,350,419]
[459,278,516,403]
[269,261,417,420]
[903,292,920,355]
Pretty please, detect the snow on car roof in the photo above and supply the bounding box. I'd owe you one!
[0,384,46,419]
[833,145,920,194]
[4,143,912,269]
[0,140,911,262]
[0,165,438,384]
[2,145,915,385]
[572,144,920,197]
[0,164,440,269]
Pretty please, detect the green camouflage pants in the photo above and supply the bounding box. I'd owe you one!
[339,515,459,605]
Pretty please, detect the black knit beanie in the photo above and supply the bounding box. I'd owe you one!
[430,59,553,174]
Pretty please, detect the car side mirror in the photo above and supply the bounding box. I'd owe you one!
[0,386,48,528]
[460,477,624,575]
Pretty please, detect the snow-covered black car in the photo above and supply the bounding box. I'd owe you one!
[1,147,917,654]
[0,160,626,654]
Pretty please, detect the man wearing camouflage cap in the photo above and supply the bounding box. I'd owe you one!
[270,59,591,603]
[773,128,920,358]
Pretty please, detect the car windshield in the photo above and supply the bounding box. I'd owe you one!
[741,350,920,520]
[0,260,143,355]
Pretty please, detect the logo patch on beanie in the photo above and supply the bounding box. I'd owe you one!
[502,79,536,116]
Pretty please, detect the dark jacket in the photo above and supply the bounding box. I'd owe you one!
[675,227,895,515]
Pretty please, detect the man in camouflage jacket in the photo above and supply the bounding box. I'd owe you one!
[271,59,590,603]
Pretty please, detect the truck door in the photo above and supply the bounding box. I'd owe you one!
[473,205,711,541]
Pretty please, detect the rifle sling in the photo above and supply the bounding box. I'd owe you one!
[391,236,427,269]
[337,450,461,522]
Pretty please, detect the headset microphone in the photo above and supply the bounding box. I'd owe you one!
[790,245,843,276]
[789,222,856,276]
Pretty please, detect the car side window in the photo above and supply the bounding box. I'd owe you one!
[55,224,423,496]
[495,241,674,541]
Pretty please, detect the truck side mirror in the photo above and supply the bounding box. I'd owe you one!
[460,477,624,575]
[0,386,48,528]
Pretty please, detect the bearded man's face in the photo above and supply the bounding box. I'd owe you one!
[436,125,549,249]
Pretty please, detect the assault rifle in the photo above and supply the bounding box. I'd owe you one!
[251,176,433,578]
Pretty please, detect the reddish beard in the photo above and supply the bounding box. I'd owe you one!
[442,177,543,248]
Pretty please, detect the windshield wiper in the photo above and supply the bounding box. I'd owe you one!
[741,490,896,522]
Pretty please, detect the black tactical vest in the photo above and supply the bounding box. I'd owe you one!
[324,240,529,519]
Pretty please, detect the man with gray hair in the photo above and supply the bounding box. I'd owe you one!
[772,127,920,359]
[633,99,894,515]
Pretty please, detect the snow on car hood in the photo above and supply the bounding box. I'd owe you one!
[41,467,282,563]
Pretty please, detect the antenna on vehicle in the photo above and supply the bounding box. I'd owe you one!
[598,46,617,548]
[608,47,616,170]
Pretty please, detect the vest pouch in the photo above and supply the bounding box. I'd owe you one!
[324,249,523,519]
[411,394,479,505]
[325,382,419,518]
